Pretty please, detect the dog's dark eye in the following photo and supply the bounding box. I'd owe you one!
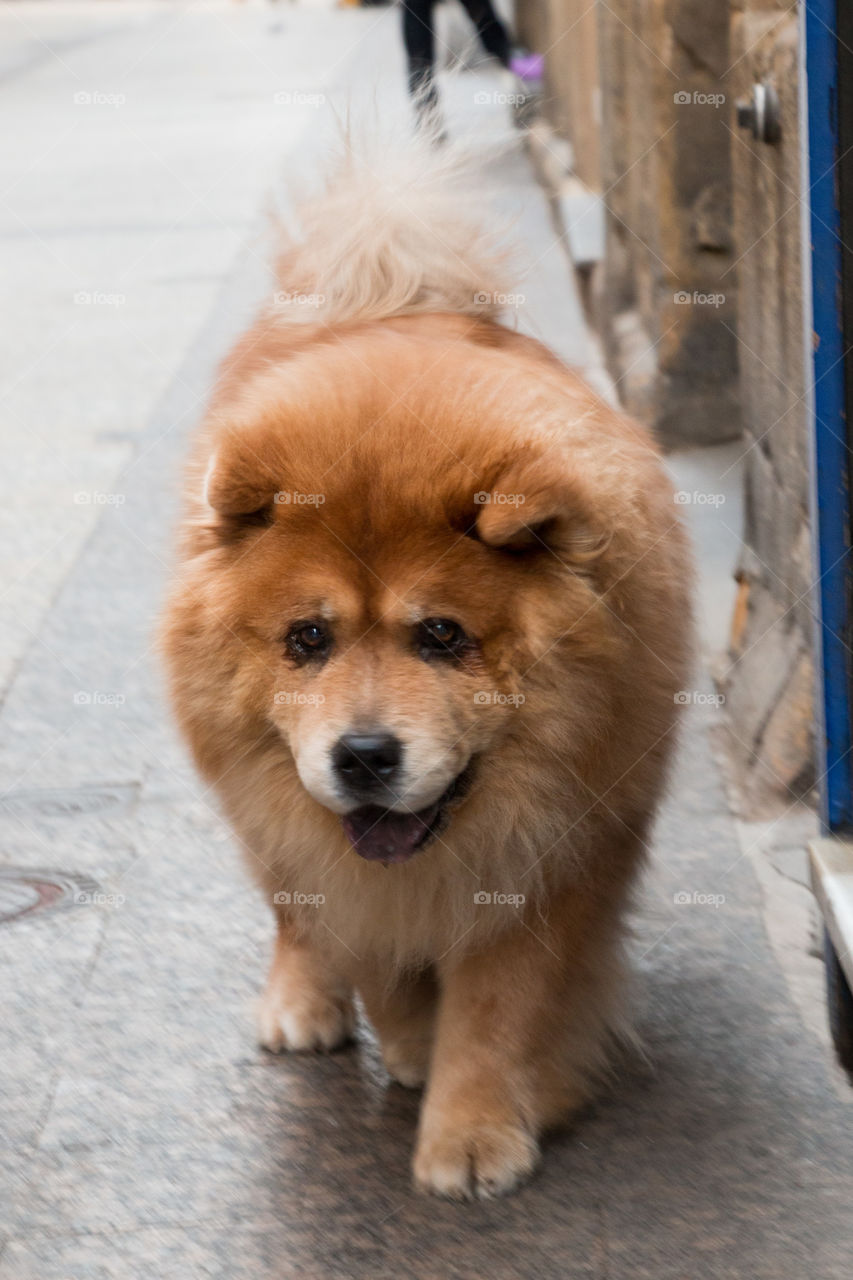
[286,621,331,660]
[418,617,469,657]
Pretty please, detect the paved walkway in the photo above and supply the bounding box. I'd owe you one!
[1,4,852,1277]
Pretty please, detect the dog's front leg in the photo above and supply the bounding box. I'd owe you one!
[257,909,355,1053]
[413,899,606,1199]
[358,967,437,1088]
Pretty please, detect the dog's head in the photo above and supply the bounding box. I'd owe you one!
[192,327,617,864]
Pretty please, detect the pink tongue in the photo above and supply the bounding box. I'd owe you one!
[342,803,439,864]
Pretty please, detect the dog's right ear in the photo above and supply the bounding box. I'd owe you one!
[202,428,281,521]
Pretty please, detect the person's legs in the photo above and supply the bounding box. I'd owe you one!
[402,0,439,108]
[456,0,511,67]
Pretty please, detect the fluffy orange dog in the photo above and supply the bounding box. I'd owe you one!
[162,139,692,1198]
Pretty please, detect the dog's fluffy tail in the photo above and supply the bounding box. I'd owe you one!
[274,123,513,328]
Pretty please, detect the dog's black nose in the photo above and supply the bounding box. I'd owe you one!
[333,733,402,793]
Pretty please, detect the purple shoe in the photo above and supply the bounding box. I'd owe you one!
[509,51,544,84]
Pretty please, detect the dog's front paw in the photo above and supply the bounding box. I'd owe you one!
[257,987,355,1053]
[413,1119,539,1199]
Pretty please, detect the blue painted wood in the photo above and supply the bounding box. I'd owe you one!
[804,0,853,831]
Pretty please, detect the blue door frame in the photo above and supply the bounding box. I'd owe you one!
[803,0,853,832]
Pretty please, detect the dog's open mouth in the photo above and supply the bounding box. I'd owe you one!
[341,767,472,865]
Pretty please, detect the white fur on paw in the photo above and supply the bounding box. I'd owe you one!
[413,1123,539,1200]
[257,993,354,1053]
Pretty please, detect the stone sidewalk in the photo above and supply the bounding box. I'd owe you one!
[2,4,852,1277]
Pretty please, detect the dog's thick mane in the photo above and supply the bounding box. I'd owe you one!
[273,126,513,328]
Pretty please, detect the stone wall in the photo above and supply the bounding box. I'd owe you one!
[597,0,741,447]
[522,0,815,807]
[722,0,813,805]
[523,0,741,447]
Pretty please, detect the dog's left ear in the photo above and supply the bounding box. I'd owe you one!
[474,452,609,564]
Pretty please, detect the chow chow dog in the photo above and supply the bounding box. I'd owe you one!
[162,136,692,1199]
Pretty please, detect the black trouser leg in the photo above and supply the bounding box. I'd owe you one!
[457,0,511,66]
[402,0,439,106]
